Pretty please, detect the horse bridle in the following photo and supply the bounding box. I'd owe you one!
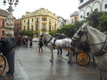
[42,35,54,46]
[71,28,107,56]
[71,29,87,48]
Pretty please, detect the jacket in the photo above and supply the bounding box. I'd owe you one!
[0,38,13,56]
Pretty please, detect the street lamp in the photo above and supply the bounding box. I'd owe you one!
[3,0,19,36]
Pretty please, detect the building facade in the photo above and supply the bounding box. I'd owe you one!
[0,9,15,38]
[0,9,8,37]
[14,18,22,38]
[78,0,107,21]
[59,17,66,27]
[70,11,79,24]
[19,8,60,37]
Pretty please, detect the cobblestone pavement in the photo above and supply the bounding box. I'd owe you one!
[0,42,106,80]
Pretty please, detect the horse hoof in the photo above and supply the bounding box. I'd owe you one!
[50,60,53,63]
[67,61,71,64]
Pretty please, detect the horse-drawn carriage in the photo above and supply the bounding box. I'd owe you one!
[0,53,6,75]
[41,23,107,68]
[41,32,91,66]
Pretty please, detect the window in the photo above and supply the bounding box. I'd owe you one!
[95,8,98,11]
[72,19,73,24]
[36,18,39,23]
[81,15,82,19]
[49,19,51,24]
[87,12,89,16]
[49,25,51,32]
[28,26,29,30]
[105,4,107,9]
[24,20,26,23]
[36,34,38,37]
[27,19,29,24]
[42,17,47,21]
[32,25,33,31]
[42,24,46,30]
[75,17,77,22]
[36,24,38,30]
[24,26,25,31]
[2,20,5,28]
[80,0,84,3]
[2,31,5,36]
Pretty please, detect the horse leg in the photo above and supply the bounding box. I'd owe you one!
[50,49,54,63]
[68,52,72,64]
[90,52,96,67]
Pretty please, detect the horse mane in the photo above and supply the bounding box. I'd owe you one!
[88,26,106,37]
[43,33,52,38]
[81,23,106,37]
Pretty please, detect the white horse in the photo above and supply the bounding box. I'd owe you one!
[41,33,72,62]
[71,23,107,79]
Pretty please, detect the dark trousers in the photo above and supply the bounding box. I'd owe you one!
[57,49,62,55]
[5,50,15,74]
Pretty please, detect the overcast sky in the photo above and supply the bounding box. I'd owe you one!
[0,0,78,19]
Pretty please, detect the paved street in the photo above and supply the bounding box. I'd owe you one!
[0,42,104,80]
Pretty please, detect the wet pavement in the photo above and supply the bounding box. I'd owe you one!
[0,42,106,80]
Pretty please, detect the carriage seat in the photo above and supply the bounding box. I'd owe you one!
[54,33,66,39]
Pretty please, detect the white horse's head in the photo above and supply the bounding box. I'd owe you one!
[71,23,89,48]
[41,33,52,46]
[71,22,107,55]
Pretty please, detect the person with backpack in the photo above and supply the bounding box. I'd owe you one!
[0,35,15,77]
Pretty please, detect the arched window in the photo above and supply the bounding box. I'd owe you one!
[105,4,107,9]
[95,8,98,11]
[87,12,89,16]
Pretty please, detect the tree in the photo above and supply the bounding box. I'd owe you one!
[49,30,57,36]
[98,12,107,32]
[49,20,85,37]
[86,11,102,28]
[19,30,34,36]
[86,11,107,31]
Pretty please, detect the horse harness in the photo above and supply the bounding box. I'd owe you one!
[72,28,107,56]
[45,35,66,49]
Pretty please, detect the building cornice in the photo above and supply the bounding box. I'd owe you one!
[22,15,59,21]
[78,0,95,9]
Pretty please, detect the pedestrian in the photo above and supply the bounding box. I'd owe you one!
[38,37,43,53]
[57,48,62,55]
[29,36,33,47]
[0,36,15,77]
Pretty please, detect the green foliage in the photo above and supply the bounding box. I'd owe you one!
[49,20,85,37]
[19,30,34,36]
[49,30,57,36]
[75,20,86,28]
[86,11,102,28]
[86,11,107,31]
[98,12,107,32]
[49,11,107,37]
[33,30,39,35]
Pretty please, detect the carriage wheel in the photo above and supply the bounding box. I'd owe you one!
[76,52,90,66]
[0,55,6,75]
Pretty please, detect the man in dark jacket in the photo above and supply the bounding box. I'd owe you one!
[0,36,15,77]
